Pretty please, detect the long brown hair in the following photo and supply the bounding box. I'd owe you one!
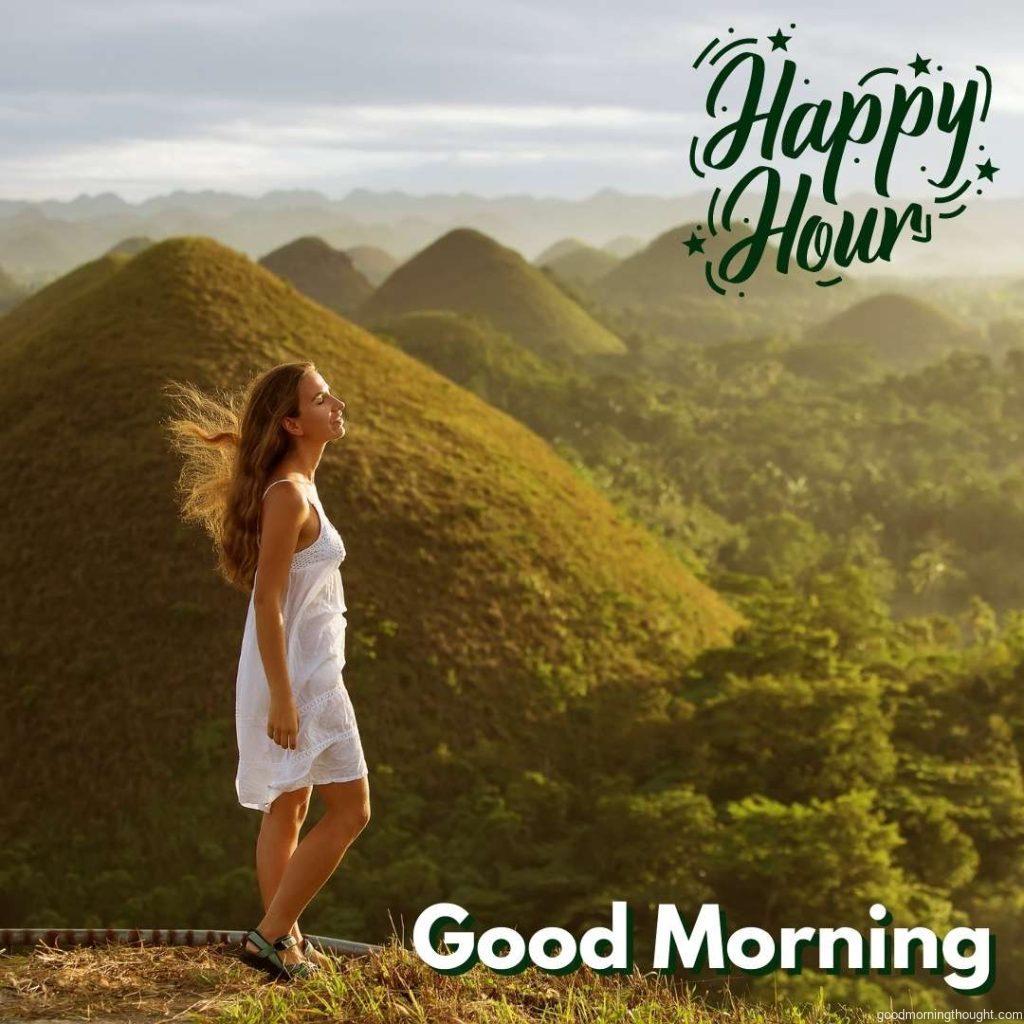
[162,361,315,591]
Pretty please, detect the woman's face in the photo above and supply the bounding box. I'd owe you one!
[290,369,345,442]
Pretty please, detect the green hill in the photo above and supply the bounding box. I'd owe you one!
[789,292,984,380]
[0,263,26,313]
[598,222,847,306]
[259,235,373,316]
[542,243,620,288]
[0,235,742,935]
[535,237,588,264]
[591,222,853,343]
[345,244,397,287]
[371,308,561,400]
[0,249,132,346]
[357,227,627,363]
[603,235,645,258]
[106,235,155,256]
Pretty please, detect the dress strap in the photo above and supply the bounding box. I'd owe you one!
[261,477,312,502]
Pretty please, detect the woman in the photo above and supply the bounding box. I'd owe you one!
[164,360,371,982]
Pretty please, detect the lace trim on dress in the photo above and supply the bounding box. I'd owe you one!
[291,530,335,571]
[292,724,361,764]
[258,481,345,572]
[296,683,348,716]
[237,684,349,724]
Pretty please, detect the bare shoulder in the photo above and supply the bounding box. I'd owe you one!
[261,479,310,525]
[256,480,310,594]
[263,477,309,501]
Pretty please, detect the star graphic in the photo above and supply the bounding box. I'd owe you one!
[767,28,791,51]
[977,157,999,181]
[683,231,705,255]
[908,53,931,76]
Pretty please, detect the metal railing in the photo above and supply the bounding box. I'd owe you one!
[0,927,381,956]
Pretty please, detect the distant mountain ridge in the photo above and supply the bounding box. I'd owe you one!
[5,186,1020,282]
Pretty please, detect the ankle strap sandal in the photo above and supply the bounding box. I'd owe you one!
[292,937,324,977]
[240,928,301,980]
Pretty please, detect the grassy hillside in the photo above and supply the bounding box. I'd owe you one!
[0,935,895,1022]
[535,236,587,263]
[357,227,627,363]
[603,234,645,258]
[789,292,985,380]
[346,244,397,286]
[0,264,28,312]
[260,235,374,315]
[598,223,846,304]
[106,236,156,257]
[0,249,131,348]
[542,244,620,288]
[0,235,742,937]
[590,223,855,343]
[371,308,563,404]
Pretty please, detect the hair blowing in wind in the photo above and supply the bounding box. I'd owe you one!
[162,361,315,592]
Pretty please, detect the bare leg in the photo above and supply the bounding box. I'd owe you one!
[246,786,312,965]
[255,776,371,944]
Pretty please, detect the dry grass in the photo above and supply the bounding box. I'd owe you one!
[0,934,874,1024]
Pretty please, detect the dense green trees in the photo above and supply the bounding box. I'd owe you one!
[366,317,1024,1008]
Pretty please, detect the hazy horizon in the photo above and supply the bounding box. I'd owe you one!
[6,184,1024,208]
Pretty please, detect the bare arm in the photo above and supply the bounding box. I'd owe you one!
[253,481,308,748]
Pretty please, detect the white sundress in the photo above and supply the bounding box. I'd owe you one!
[235,478,368,813]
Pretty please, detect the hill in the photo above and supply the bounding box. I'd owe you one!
[0,934,887,1022]
[0,263,26,313]
[0,235,742,937]
[542,243,620,288]
[788,292,984,380]
[535,237,588,264]
[590,222,854,343]
[0,249,133,346]
[372,308,560,397]
[598,222,849,306]
[345,244,397,286]
[603,234,646,258]
[106,235,155,256]
[259,235,374,316]
[357,227,627,363]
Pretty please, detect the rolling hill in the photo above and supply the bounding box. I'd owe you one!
[356,227,627,363]
[541,243,620,288]
[346,244,398,287]
[535,237,588,264]
[602,235,645,259]
[0,264,25,313]
[597,222,850,306]
[259,235,373,316]
[589,222,855,343]
[787,292,985,380]
[370,309,572,423]
[106,236,155,256]
[0,235,742,935]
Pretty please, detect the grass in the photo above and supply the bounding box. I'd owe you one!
[0,234,744,936]
[0,929,877,1024]
[356,227,627,361]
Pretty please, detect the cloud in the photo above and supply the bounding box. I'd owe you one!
[0,0,1021,199]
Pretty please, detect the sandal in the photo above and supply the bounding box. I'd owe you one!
[291,938,324,977]
[240,928,302,981]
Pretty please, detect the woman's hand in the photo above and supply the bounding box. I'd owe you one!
[267,697,300,749]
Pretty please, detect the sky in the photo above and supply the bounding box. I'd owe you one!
[2,0,1023,203]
